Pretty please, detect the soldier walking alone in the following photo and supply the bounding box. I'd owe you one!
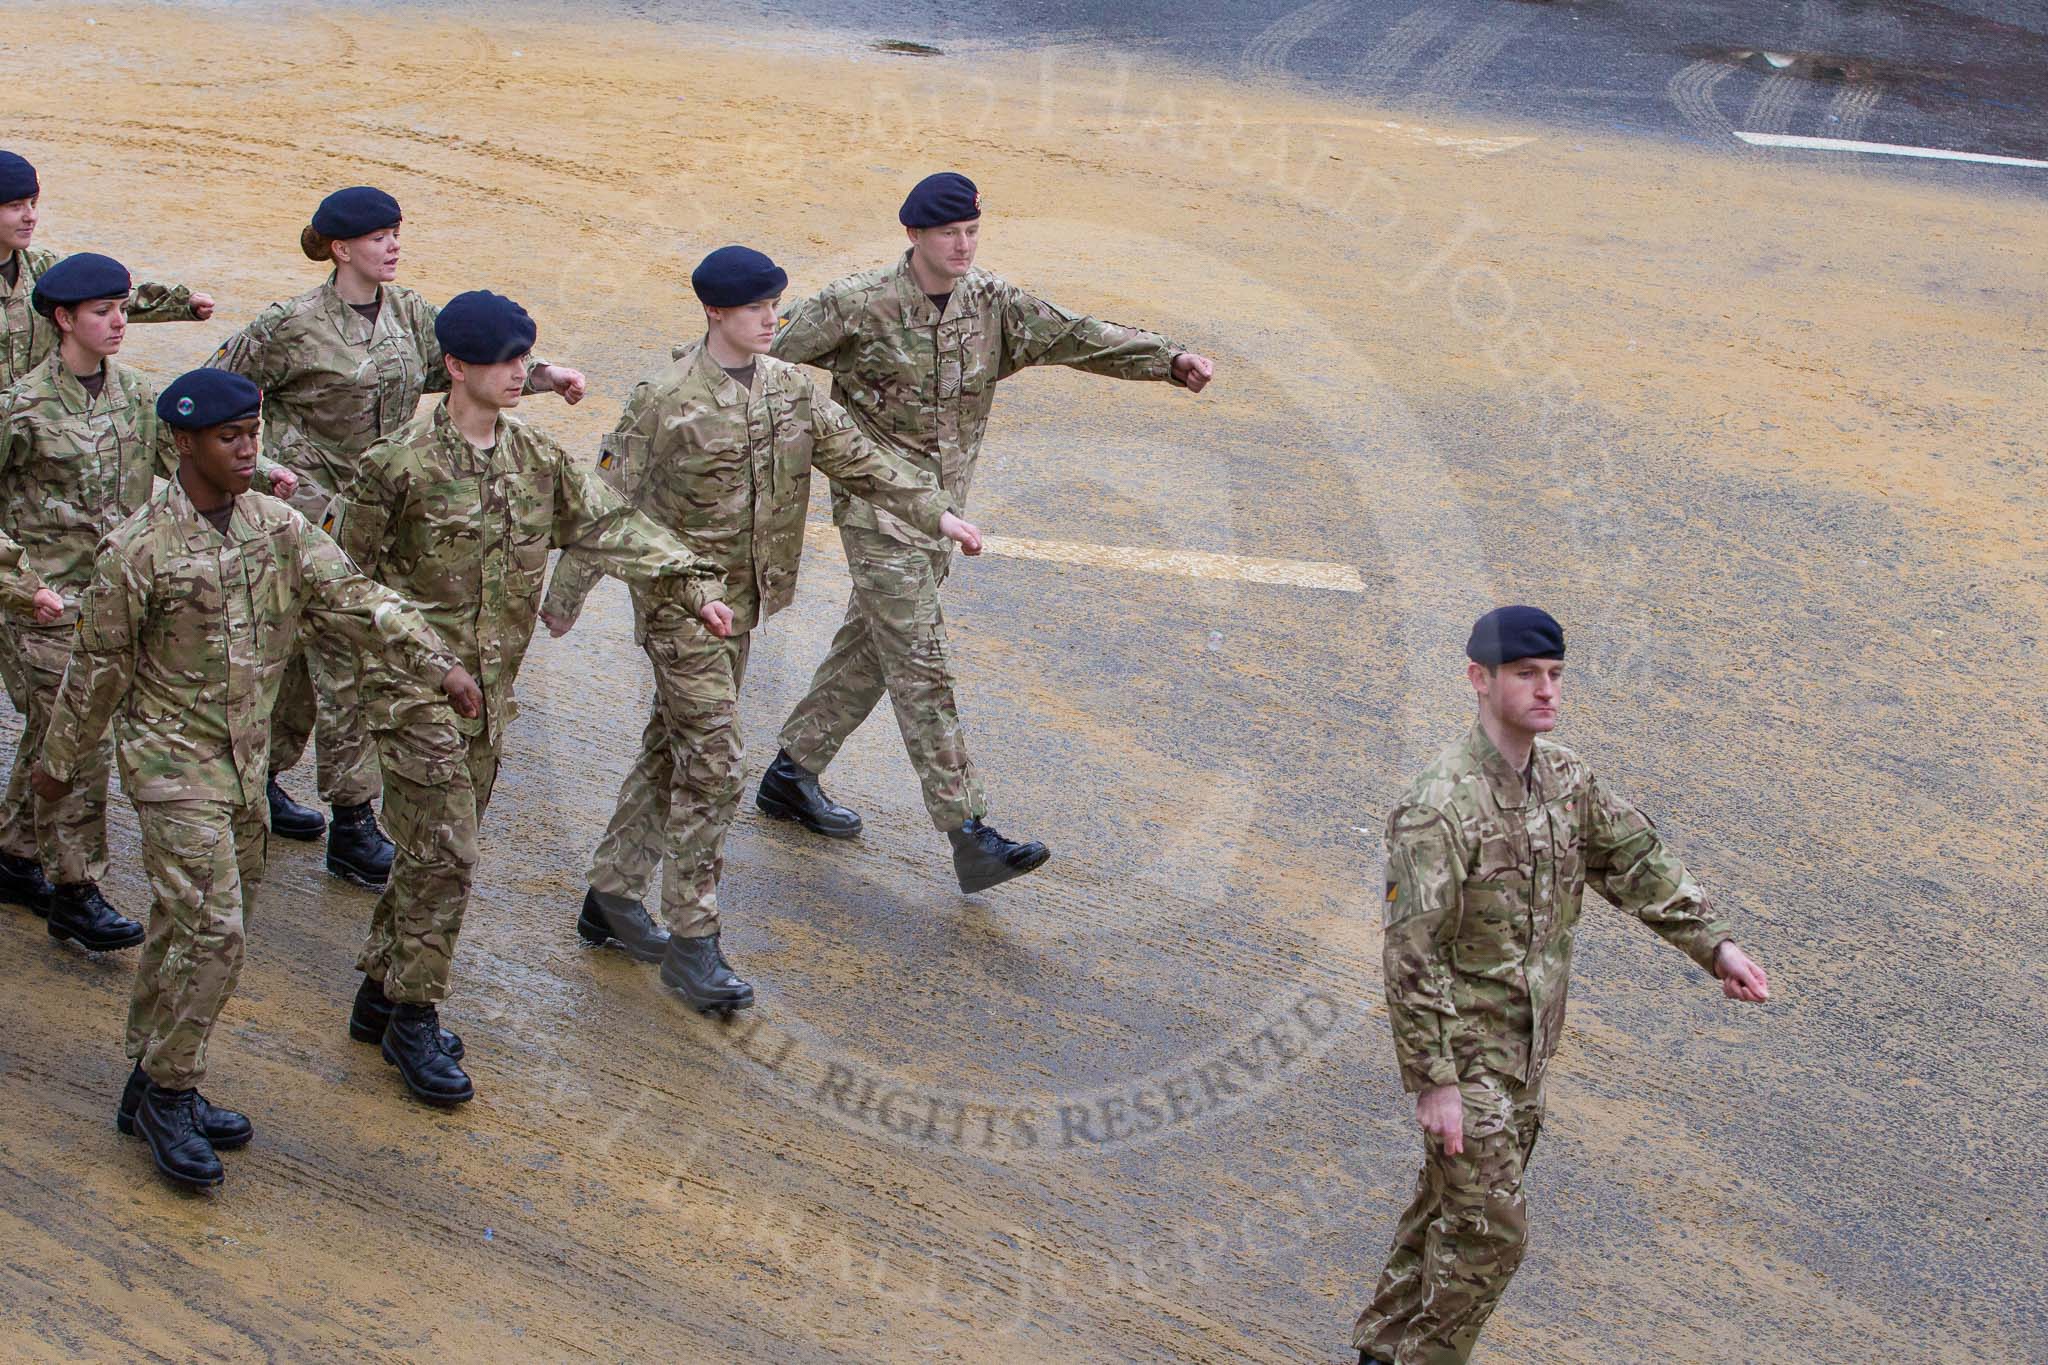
[1355,606,1771,1365]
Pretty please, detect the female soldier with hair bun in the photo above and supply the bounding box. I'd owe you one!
[209,186,586,891]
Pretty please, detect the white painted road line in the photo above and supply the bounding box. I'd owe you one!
[803,522,1367,593]
[1734,131,2048,168]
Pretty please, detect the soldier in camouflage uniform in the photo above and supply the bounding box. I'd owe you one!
[32,368,474,1189]
[335,290,719,1103]
[1355,606,1771,1365]
[0,254,294,948]
[0,150,213,389]
[541,246,979,1013]
[209,185,585,880]
[759,171,1217,894]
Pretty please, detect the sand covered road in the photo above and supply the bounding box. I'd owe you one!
[0,3,2043,1361]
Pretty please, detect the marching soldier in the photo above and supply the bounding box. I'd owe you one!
[1354,607,1771,1365]
[210,186,586,882]
[335,290,721,1104]
[31,368,477,1189]
[759,171,1216,893]
[540,246,981,1013]
[0,150,214,388]
[0,254,295,947]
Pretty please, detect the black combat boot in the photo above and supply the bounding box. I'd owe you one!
[47,881,145,950]
[267,777,326,841]
[326,801,395,888]
[576,888,672,963]
[755,750,863,839]
[381,1002,474,1105]
[117,1063,252,1149]
[947,818,1051,894]
[135,1082,225,1188]
[0,849,55,917]
[348,974,464,1059]
[659,934,754,1016]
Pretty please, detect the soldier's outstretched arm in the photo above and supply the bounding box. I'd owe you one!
[768,284,856,369]
[806,386,954,536]
[995,282,1210,389]
[540,384,662,633]
[1582,773,1741,974]
[34,551,144,794]
[126,276,212,324]
[548,443,723,622]
[297,519,466,706]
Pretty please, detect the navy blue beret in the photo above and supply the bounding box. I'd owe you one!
[158,369,263,431]
[898,171,980,229]
[1466,605,1566,666]
[31,252,130,317]
[0,151,36,204]
[311,185,401,240]
[690,245,788,308]
[434,290,537,364]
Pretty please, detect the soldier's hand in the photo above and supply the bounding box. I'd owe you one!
[1713,942,1771,1002]
[1172,352,1215,393]
[1416,1083,1464,1156]
[540,609,575,638]
[541,365,587,405]
[30,588,63,624]
[189,293,216,321]
[268,466,300,500]
[939,512,983,556]
[441,665,483,719]
[698,600,735,638]
[29,765,70,802]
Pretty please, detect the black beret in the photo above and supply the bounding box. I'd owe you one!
[157,369,263,431]
[311,185,402,240]
[898,171,981,229]
[31,252,130,317]
[1466,605,1566,666]
[433,290,537,364]
[690,245,789,308]
[0,150,36,203]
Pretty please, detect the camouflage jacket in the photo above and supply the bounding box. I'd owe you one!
[336,400,720,737]
[0,352,181,621]
[209,275,545,520]
[2,245,203,388]
[770,251,1185,549]
[0,523,48,619]
[39,475,458,805]
[1380,724,1733,1093]
[542,340,951,640]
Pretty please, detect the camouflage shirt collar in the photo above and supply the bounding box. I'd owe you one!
[1465,722,1547,810]
[162,469,257,547]
[319,272,386,344]
[0,249,26,302]
[427,396,507,467]
[892,249,966,324]
[45,350,125,416]
[688,335,759,407]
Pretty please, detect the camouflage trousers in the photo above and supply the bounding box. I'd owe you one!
[356,715,499,1004]
[1355,1070,1546,1365]
[777,526,986,831]
[267,628,382,807]
[588,628,750,939]
[269,476,380,807]
[126,798,269,1089]
[0,623,112,884]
